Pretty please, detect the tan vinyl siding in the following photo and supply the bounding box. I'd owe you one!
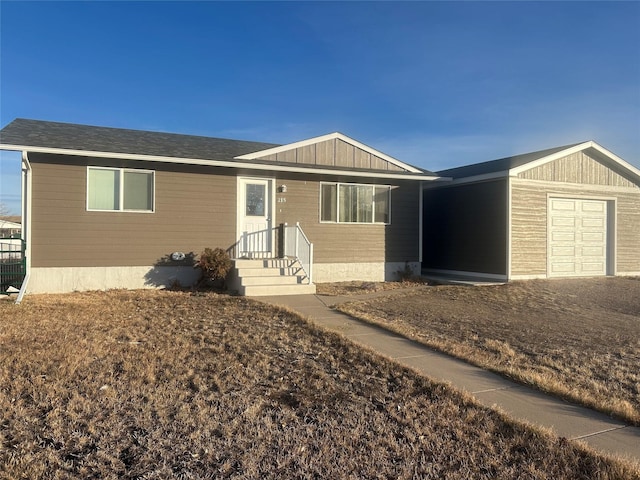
[510,182,548,276]
[510,179,640,276]
[255,138,411,172]
[274,177,420,264]
[615,189,640,273]
[29,154,237,268]
[518,151,636,187]
[422,180,508,275]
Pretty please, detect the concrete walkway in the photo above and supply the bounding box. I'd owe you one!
[257,292,640,466]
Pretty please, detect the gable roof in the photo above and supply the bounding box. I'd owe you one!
[0,118,437,180]
[438,143,582,179]
[438,141,640,185]
[236,132,424,174]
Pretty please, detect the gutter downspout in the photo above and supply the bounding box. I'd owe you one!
[16,151,31,304]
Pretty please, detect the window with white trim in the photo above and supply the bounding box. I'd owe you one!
[87,167,154,212]
[320,182,391,224]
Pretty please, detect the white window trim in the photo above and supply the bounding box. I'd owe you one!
[86,166,155,213]
[319,182,391,225]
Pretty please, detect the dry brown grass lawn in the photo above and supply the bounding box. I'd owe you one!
[335,277,640,427]
[1,290,638,479]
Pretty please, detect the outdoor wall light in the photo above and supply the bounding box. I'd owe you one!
[279,184,287,193]
[171,251,186,261]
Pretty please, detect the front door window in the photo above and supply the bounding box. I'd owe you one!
[246,184,265,216]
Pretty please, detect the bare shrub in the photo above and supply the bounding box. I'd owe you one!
[195,247,232,289]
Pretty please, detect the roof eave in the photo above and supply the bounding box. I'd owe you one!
[0,144,440,181]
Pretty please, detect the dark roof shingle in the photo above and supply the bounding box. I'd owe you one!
[0,118,279,161]
[438,143,584,179]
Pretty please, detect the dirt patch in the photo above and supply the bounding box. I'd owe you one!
[1,290,636,478]
[336,277,640,425]
[316,279,429,296]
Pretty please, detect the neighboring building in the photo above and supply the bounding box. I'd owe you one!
[0,218,21,238]
[422,142,640,281]
[0,119,439,294]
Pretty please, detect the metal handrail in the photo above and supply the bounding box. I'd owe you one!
[0,239,26,295]
[283,222,313,283]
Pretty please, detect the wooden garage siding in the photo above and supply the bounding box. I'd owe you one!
[616,188,640,273]
[256,138,405,172]
[29,154,237,268]
[274,177,420,264]
[422,180,508,275]
[510,179,640,276]
[518,151,636,187]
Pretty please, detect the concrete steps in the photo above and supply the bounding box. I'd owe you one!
[229,258,316,296]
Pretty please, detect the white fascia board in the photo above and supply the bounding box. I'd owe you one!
[0,144,440,181]
[588,142,640,181]
[233,132,423,174]
[422,171,508,188]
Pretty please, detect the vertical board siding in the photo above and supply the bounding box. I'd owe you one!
[316,140,335,166]
[354,149,371,169]
[275,177,420,263]
[29,154,237,268]
[255,138,411,172]
[276,149,296,164]
[519,152,635,187]
[422,180,508,275]
[511,179,640,276]
[335,140,355,168]
[298,144,316,165]
[370,155,388,171]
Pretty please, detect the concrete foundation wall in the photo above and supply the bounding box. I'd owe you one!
[313,261,420,283]
[27,266,200,294]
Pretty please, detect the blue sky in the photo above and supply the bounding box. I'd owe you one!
[1,1,639,214]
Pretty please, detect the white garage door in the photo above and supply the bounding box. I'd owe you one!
[548,198,608,277]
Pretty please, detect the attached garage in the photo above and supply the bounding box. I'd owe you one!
[422,141,640,281]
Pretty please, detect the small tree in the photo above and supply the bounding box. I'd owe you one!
[195,248,232,289]
[0,203,10,218]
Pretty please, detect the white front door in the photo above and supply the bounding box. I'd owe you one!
[237,178,273,258]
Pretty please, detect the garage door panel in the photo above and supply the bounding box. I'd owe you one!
[582,217,605,228]
[552,217,576,227]
[581,232,605,243]
[551,231,575,242]
[582,262,606,273]
[551,199,577,211]
[581,201,606,213]
[582,246,605,256]
[549,198,607,277]
[550,262,578,274]
[551,246,575,257]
